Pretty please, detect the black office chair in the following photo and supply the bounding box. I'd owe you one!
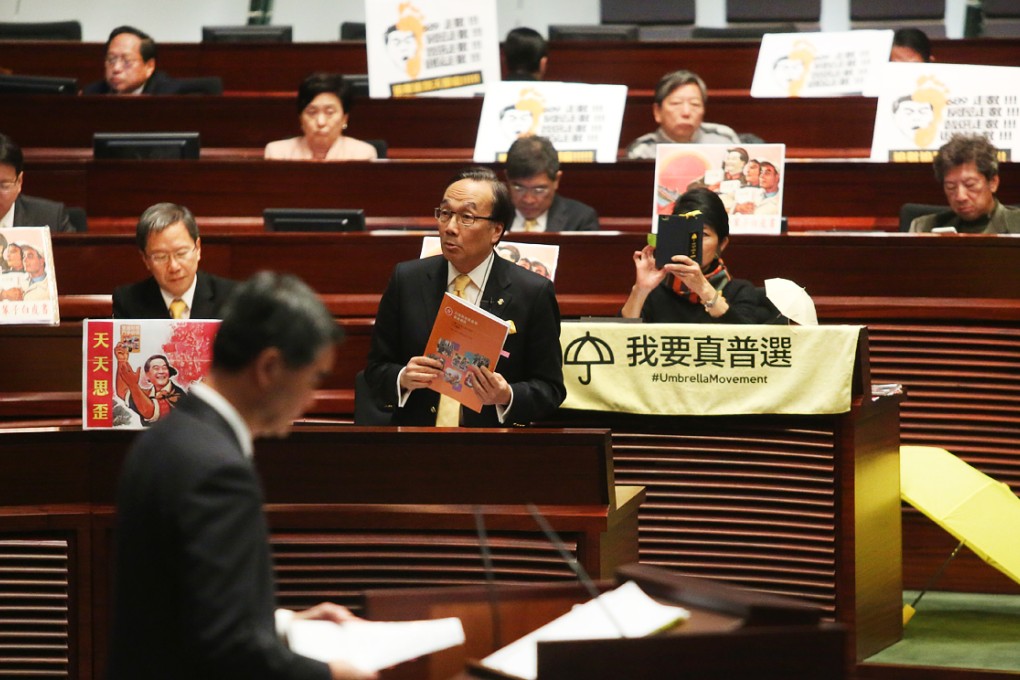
[67,207,88,233]
[365,139,388,159]
[548,24,639,41]
[692,23,797,39]
[172,76,225,95]
[354,370,393,426]
[344,74,369,98]
[0,20,82,41]
[899,203,944,232]
[340,22,366,40]
[727,0,819,22]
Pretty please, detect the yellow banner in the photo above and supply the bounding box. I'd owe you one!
[561,323,861,416]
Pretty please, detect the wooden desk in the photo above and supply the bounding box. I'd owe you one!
[23,158,979,223]
[363,565,846,680]
[1,38,1017,91]
[1,233,1017,600]
[0,426,640,679]
[3,92,878,153]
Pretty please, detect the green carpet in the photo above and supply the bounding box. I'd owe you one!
[865,591,1020,672]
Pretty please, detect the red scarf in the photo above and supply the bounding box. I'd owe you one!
[670,257,731,303]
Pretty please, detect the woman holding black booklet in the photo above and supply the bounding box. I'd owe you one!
[621,188,781,324]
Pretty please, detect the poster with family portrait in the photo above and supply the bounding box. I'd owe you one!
[420,236,560,282]
[83,319,219,429]
[652,143,786,235]
[870,62,1020,162]
[365,0,500,98]
[473,81,628,162]
[0,226,59,325]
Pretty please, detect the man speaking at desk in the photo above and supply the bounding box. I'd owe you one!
[113,202,236,319]
[365,167,565,426]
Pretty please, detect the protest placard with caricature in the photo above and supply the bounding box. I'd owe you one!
[652,144,786,235]
[751,30,893,98]
[473,81,628,162]
[366,0,500,98]
[871,62,1020,162]
[83,319,219,429]
[0,227,59,325]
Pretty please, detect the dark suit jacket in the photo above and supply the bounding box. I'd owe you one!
[13,194,74,232]
[107,394,329,680]
[545,194,599,232]
[83,69,182,95]
[365,254,566,427]
[112,271,237,319]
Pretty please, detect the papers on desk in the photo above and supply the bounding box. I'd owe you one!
[479,581,690,680]
[289,617,465,673]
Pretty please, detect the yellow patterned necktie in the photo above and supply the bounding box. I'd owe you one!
[435,274,472,427]
[524,218,538,232]
[169,298,187,319]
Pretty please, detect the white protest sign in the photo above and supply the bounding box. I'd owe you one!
[870,62,1020,162]
[653,144,787,235]
[473,81,628,163]
[751,30,893,98]
[365,0,500,98]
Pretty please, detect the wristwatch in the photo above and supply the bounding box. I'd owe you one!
[703,291,720,309]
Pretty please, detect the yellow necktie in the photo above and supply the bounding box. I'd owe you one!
[435,274,472,427]
[524,218,538,232]
[169,298,187,319]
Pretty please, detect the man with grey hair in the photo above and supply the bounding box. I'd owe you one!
[113,202,237,318]
[910,134,1020,234]
[625,70,740,160]
[366,166,565,427]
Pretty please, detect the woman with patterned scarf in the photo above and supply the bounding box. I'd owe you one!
[621,187,782,324]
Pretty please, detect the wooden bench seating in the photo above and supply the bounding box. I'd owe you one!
[1,38,1017,92]
[22,158,968,228]
[3,92,880,153]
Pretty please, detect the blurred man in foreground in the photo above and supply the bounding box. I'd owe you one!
[109,271,375,680]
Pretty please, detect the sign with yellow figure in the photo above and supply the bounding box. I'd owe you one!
[366,0,500,98]
[750,30,894,98]
[871,63,1020,161]
[473,81,628,163]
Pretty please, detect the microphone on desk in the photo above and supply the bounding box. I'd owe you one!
[525,502,626,637]
[473,505,504,649]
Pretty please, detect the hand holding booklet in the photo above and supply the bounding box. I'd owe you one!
[289,617,465,673]
[479,581,690,680]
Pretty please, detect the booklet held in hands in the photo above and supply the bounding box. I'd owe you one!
[654,211,704,270]
[425,293,510,412]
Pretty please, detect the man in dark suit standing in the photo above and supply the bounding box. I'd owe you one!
[83,26,182,95]
[0,133,74,232]
[504,135,599,232]
[109,272,374,680]
[365,166,565,427]
[113,202,236,318]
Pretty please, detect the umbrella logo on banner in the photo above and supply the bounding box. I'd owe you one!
[563,332,614,385]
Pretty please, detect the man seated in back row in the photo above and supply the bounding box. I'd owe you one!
[84,26,183,95]
[0,133,74,232]
[504,135,599,232]
[113,202,237,319]
[625,70,741,160]
[909,134,1020,234]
